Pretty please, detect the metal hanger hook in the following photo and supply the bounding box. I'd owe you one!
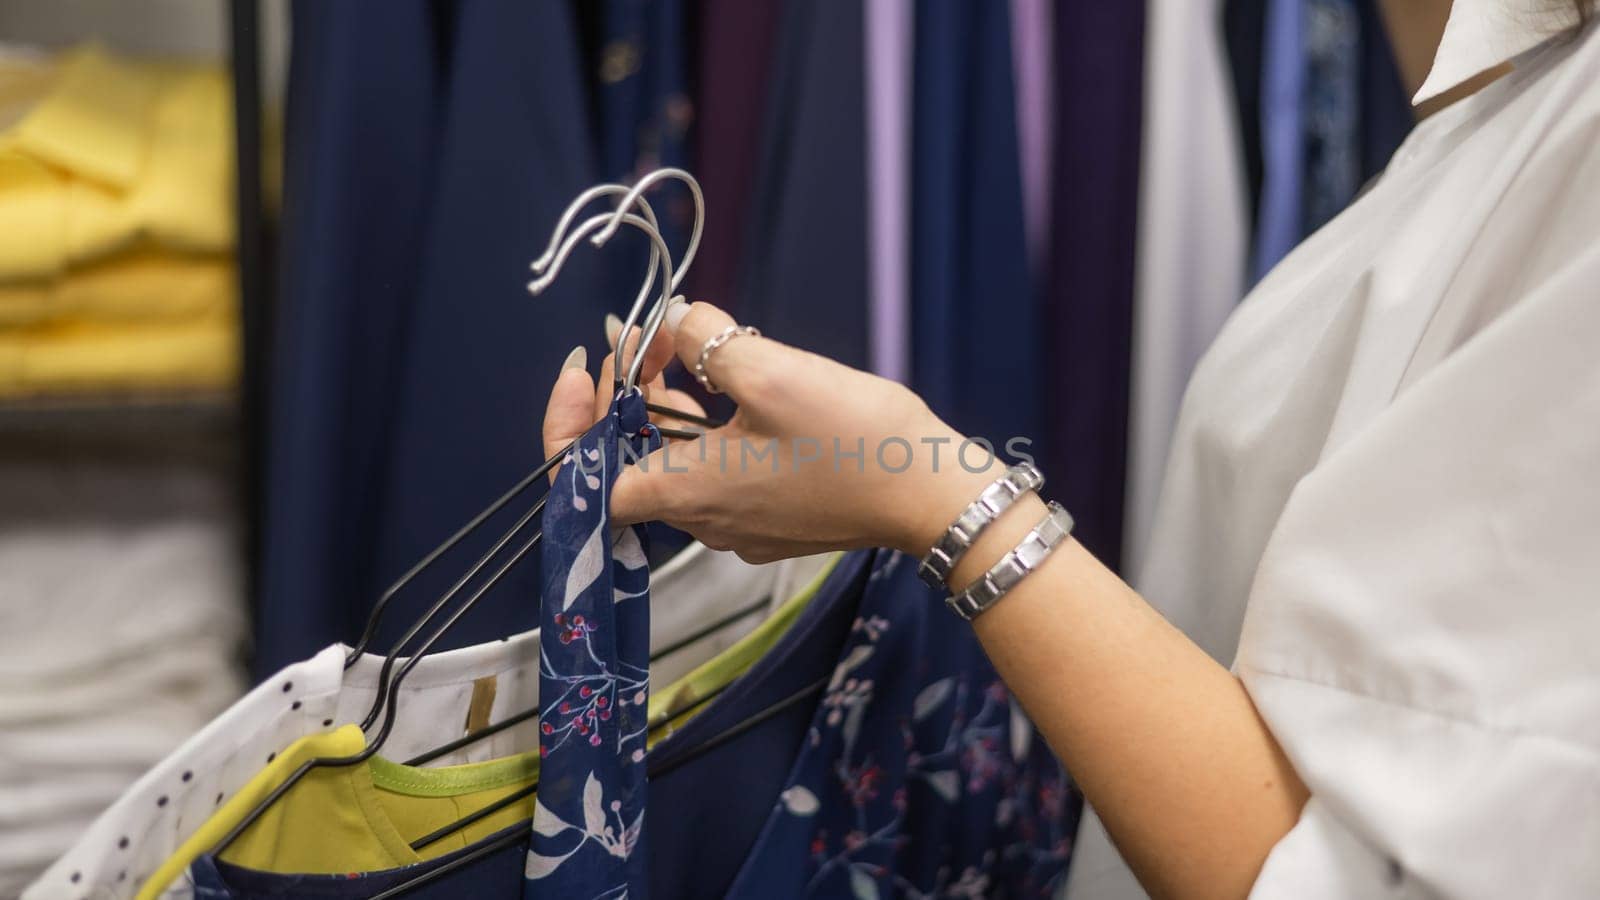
[528,185,664,337]
[591,167,705,294]
[528,211,675,393]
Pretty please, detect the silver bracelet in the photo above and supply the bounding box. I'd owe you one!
[945,502,1074,621]
[917,463,1044,589]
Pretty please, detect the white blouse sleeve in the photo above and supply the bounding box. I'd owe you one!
[1235,239,1600,898]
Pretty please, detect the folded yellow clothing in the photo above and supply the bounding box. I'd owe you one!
[0,250,234,327]
[0,44,233,281]
[0,303,237,398]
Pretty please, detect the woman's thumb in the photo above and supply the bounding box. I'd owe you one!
[543,345,596,481]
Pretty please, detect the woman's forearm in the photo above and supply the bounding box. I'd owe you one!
[924,486,1309,900]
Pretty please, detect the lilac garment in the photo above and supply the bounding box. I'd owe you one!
[525,390,660,899]
[1010,0,1054,271]
[1253,0,1307,280]
[723,550,1078,898]
[865,0,912,384]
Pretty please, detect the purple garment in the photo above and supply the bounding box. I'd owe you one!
[1010,0,1054,271]
[866,0,911,384]
[687,0,783,320]
[1041,0,1146,571]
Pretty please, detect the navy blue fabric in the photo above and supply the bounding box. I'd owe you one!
[190,823,527,899]
[735,0,868,371]
[724,550,1078,898]
[260,0,603,677]
[1356,0,1414,182]
[910,0,1038,454]
[593,0,693,309]
[646,552,873,900]
[1226,0,1270,230]
[525,391,659,897]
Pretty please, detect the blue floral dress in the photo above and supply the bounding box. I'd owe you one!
[526,390,660,899]
[723,549,1079,898]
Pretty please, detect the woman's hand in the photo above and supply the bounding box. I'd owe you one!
[541,302,999,563]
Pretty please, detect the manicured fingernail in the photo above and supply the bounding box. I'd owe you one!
[604,314,623,347]
[561,345,587,372]
[664,297,689,332]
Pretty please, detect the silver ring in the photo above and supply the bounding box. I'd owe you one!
[693,325,761,394]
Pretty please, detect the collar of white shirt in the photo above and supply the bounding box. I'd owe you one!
[1415,0,1585,103]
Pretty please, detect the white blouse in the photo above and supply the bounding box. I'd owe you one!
[1066,5,1600,898]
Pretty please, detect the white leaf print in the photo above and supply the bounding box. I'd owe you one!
[926,769,960,802]
[842,700,867,749]
[1010,704,1033,762]
[827,645,875,690]
[531,800,570,837]
[621,809,645,856]
[612,526,646,570]
[849,865,881,900]
[563,521,605,611]
[573,495,588,512]
[912,677,954,721]
[779,785,819,816]
[583,771,607,837]
[524,847,576,880]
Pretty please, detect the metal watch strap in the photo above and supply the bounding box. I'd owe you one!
[945,502,1074,621]
[917,463,1044,589]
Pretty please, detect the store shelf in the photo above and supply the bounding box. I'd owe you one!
[0,391,239,437]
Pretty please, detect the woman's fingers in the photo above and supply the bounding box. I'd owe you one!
[543,345,596,482]
[665,302,796,409]
[605,311,679,389]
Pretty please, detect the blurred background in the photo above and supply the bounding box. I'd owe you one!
[0,0,1414,891]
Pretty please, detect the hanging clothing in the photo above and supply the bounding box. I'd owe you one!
[1301,0,1361,232]
[1252,0,1306,281]
[0,46,232,281]
[1355,0,1414,183]
[591,0,693,308]
[723,549,1077,898]
[1224,0,1269,231]
[526,390,659,897]
[173,551,859,900]
[1068,10,1600,898]
[736,0,870,370]
[1010,0,1054,270]
[688,0,783,320]
[188,821,530,900]
[260,0,600,677]
[911,0,1038,449]
[29,540,793,900]
[864,0,912,384]
[1122,0,1249,576]
[1041,0,1146,570]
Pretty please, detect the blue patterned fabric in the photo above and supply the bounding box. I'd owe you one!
[1303,0,1361,233]
[724,549,1078,898]
[525,390,660,898]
